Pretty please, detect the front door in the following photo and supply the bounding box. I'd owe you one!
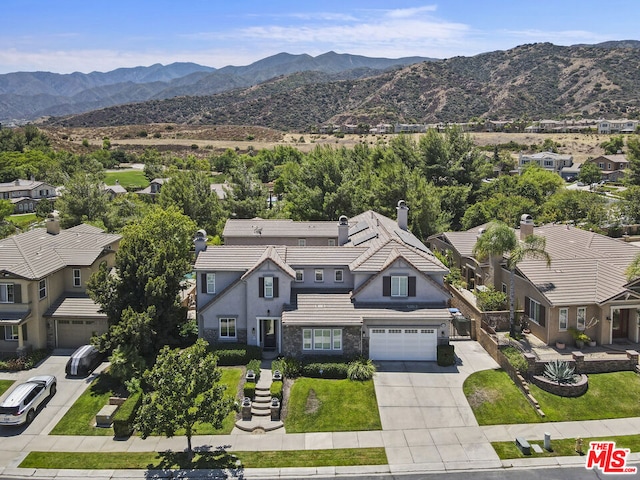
[261,319,277,351]
[612,309,629,339]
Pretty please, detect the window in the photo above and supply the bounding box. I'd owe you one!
[559,308,568,331]
[529,298,542,324]
[598,162,605,169]
[4,325,18,341]
[73,269,81,287]
[607,163,612,170]
[295,270,304,282]
[544,160,554,167]
[206,273,216,294]
[264,277,274,298]
[219,318,236,339]
[298,239,306,246]
[38,279,46,299]
[391,276,408,297]
[577,307,586,330]
[0,284,14,303]
[334,269,344,282]
[327,239,335,246]
[315,269,324,282]
[303,328,342,351]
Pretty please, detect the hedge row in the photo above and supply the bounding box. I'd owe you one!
[270,381,283,402]
[211,345,262,366]
[113,390,143,438]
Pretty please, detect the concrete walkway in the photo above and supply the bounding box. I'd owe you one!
[1,341,639,478]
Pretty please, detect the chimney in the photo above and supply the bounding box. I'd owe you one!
[338,215,349,246]
[520,214,534,240]
[46,214,60,235]
[396,200,409,231]
[194,229,208,259]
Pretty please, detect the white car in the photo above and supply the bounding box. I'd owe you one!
[0,375,57,426]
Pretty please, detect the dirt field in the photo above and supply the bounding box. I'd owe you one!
[40,124,608,162]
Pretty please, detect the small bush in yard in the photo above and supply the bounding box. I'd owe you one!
[212,345,262,365]
[347,358,376,381]
[501,346,528,373]
[246,359,261,382]
[272,357,302,378]
[270,381,283,402]
[113,390,142,438]
[243,383,255,400]
[0,349,50,371]
[302,362,348,379]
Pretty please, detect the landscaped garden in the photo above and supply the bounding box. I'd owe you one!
[464,369,640,425]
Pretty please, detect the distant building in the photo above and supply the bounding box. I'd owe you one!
[518,151,574,175]
[0,179,57,213]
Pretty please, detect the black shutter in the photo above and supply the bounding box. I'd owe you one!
[259,277,264,298]
[524,296,530,316]
[383,276,391,296]
[273,277,279,298]
[13,284,21,303]
[201,274,207,294]
[408,276,416,297]
[22,324,28,342]
[539,304,546,327]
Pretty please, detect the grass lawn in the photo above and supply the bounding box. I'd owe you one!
[8,213,39,230]
[20,448,387,469]
[104,170,149,190]
[50,372,122,436]
[285,378,382,433]
[0,380,15,396]
[464,370,640,425]
[463,369,542,425]
[50,368,242,436]
[493,434,640,460]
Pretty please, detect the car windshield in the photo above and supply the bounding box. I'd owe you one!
[0,406,19,415]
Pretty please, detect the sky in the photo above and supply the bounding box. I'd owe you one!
[1,0,639,74]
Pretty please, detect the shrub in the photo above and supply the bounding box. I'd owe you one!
[347,358,376,381]
[272,357,302,378]
[243,383,255,400]
[0,349,50,371]
[474,285,507,311]
[246,359,261,382]
[302,362,349,379]
[437,344,456,366]
[270,381,283,403]
[543,359,578,384]
[501,346,527,372]
[114,390,142,438]
[212,345,262,366]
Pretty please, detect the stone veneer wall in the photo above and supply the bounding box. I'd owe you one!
[282,325,363,358]
[202,328,248,348]
[531,374,589,397]
[523,350,639,376]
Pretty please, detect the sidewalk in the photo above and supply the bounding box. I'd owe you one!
[1,342,640,478]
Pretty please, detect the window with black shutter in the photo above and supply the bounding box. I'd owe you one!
[383,276,391,296]
[408,276,416,297]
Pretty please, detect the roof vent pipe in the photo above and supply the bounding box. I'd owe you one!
[396,200,409,231]
[338,215,349,246]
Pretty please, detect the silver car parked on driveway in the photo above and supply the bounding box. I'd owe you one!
[0,375,57,426]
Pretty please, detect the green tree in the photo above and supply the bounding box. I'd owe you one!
[0,199,15,239]
[87,206,196,356]
[619,186,640,223]
[578,162,602,185]
[600,135,624,155]
[626,136,640,186]
[158,170,224,235]
[56,173,109,228]
[626,253,640,282]
[473,222,551,336]
[136,339,235,458]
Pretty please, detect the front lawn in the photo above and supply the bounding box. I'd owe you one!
[0,380,15,396]
[285,378,381,433]
[20,447,387,469]
[8,213,39,230]
[51,368,242,436]
[104,170,149,190]
[493,434,640,460]
[464,369,640,425]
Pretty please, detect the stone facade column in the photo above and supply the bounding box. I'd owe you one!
[572,351,585,374]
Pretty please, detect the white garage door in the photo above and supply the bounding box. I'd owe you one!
[369,327,437,361]
[56,319,108,348]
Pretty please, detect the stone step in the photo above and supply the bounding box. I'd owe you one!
[252,402,271,411]
[234,417,284,433]
[251,408,272,417]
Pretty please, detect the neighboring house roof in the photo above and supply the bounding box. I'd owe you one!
[44,294,106,318]
[350,239,447,273]
[284,246,367,266]
[104,184,127,195]
[0,224,120,280]
[194,246,287,271]
[591,154,628,164]
[241,245,296,280]
[223,219,338,238]
[520,151,572,161]
[0,179,52,193]
[428,224,489,258]
[282,293,451,325]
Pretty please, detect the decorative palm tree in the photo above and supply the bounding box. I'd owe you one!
[473,221,551,337]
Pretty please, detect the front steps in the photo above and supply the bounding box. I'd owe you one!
[234,366,284,433]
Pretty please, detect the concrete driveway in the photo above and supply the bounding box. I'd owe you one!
[373,340,503,470]
[0,349,108,437]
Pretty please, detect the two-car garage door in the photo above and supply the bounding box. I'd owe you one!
[56,319,108,348]
[369,327,437,361]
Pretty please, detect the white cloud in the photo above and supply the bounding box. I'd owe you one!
[502,29,612,45]
[386,5,438,18]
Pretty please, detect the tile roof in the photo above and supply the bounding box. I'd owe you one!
[0,179,49,193]
[223,219,338,238]
[194,246,287,271]
[44,295,106,318]
[0,224,120,279]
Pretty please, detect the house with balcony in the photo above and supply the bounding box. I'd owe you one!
[0,178,57,213]
[585,154,628,182]
[428,216,640,348]
[195,201,453,361]
[518,151,574,176]
[0,218,120,356]
[598,119,639,135]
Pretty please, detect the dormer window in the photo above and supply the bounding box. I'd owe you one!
[391,276,408,297]
[383,276,416,297]
[259,277,279,298]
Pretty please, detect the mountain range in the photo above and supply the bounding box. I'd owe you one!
[0,52,432,122]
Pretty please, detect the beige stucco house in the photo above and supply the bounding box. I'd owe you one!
[0,219,120,355]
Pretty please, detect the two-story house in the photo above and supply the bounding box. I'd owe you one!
[0,218,120,356]
[428,216,640,348]
[518,151,574,176]
[195,201,453,361]
[598,119,639,135]
[0,178,57,213]
[585,154,628,182]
